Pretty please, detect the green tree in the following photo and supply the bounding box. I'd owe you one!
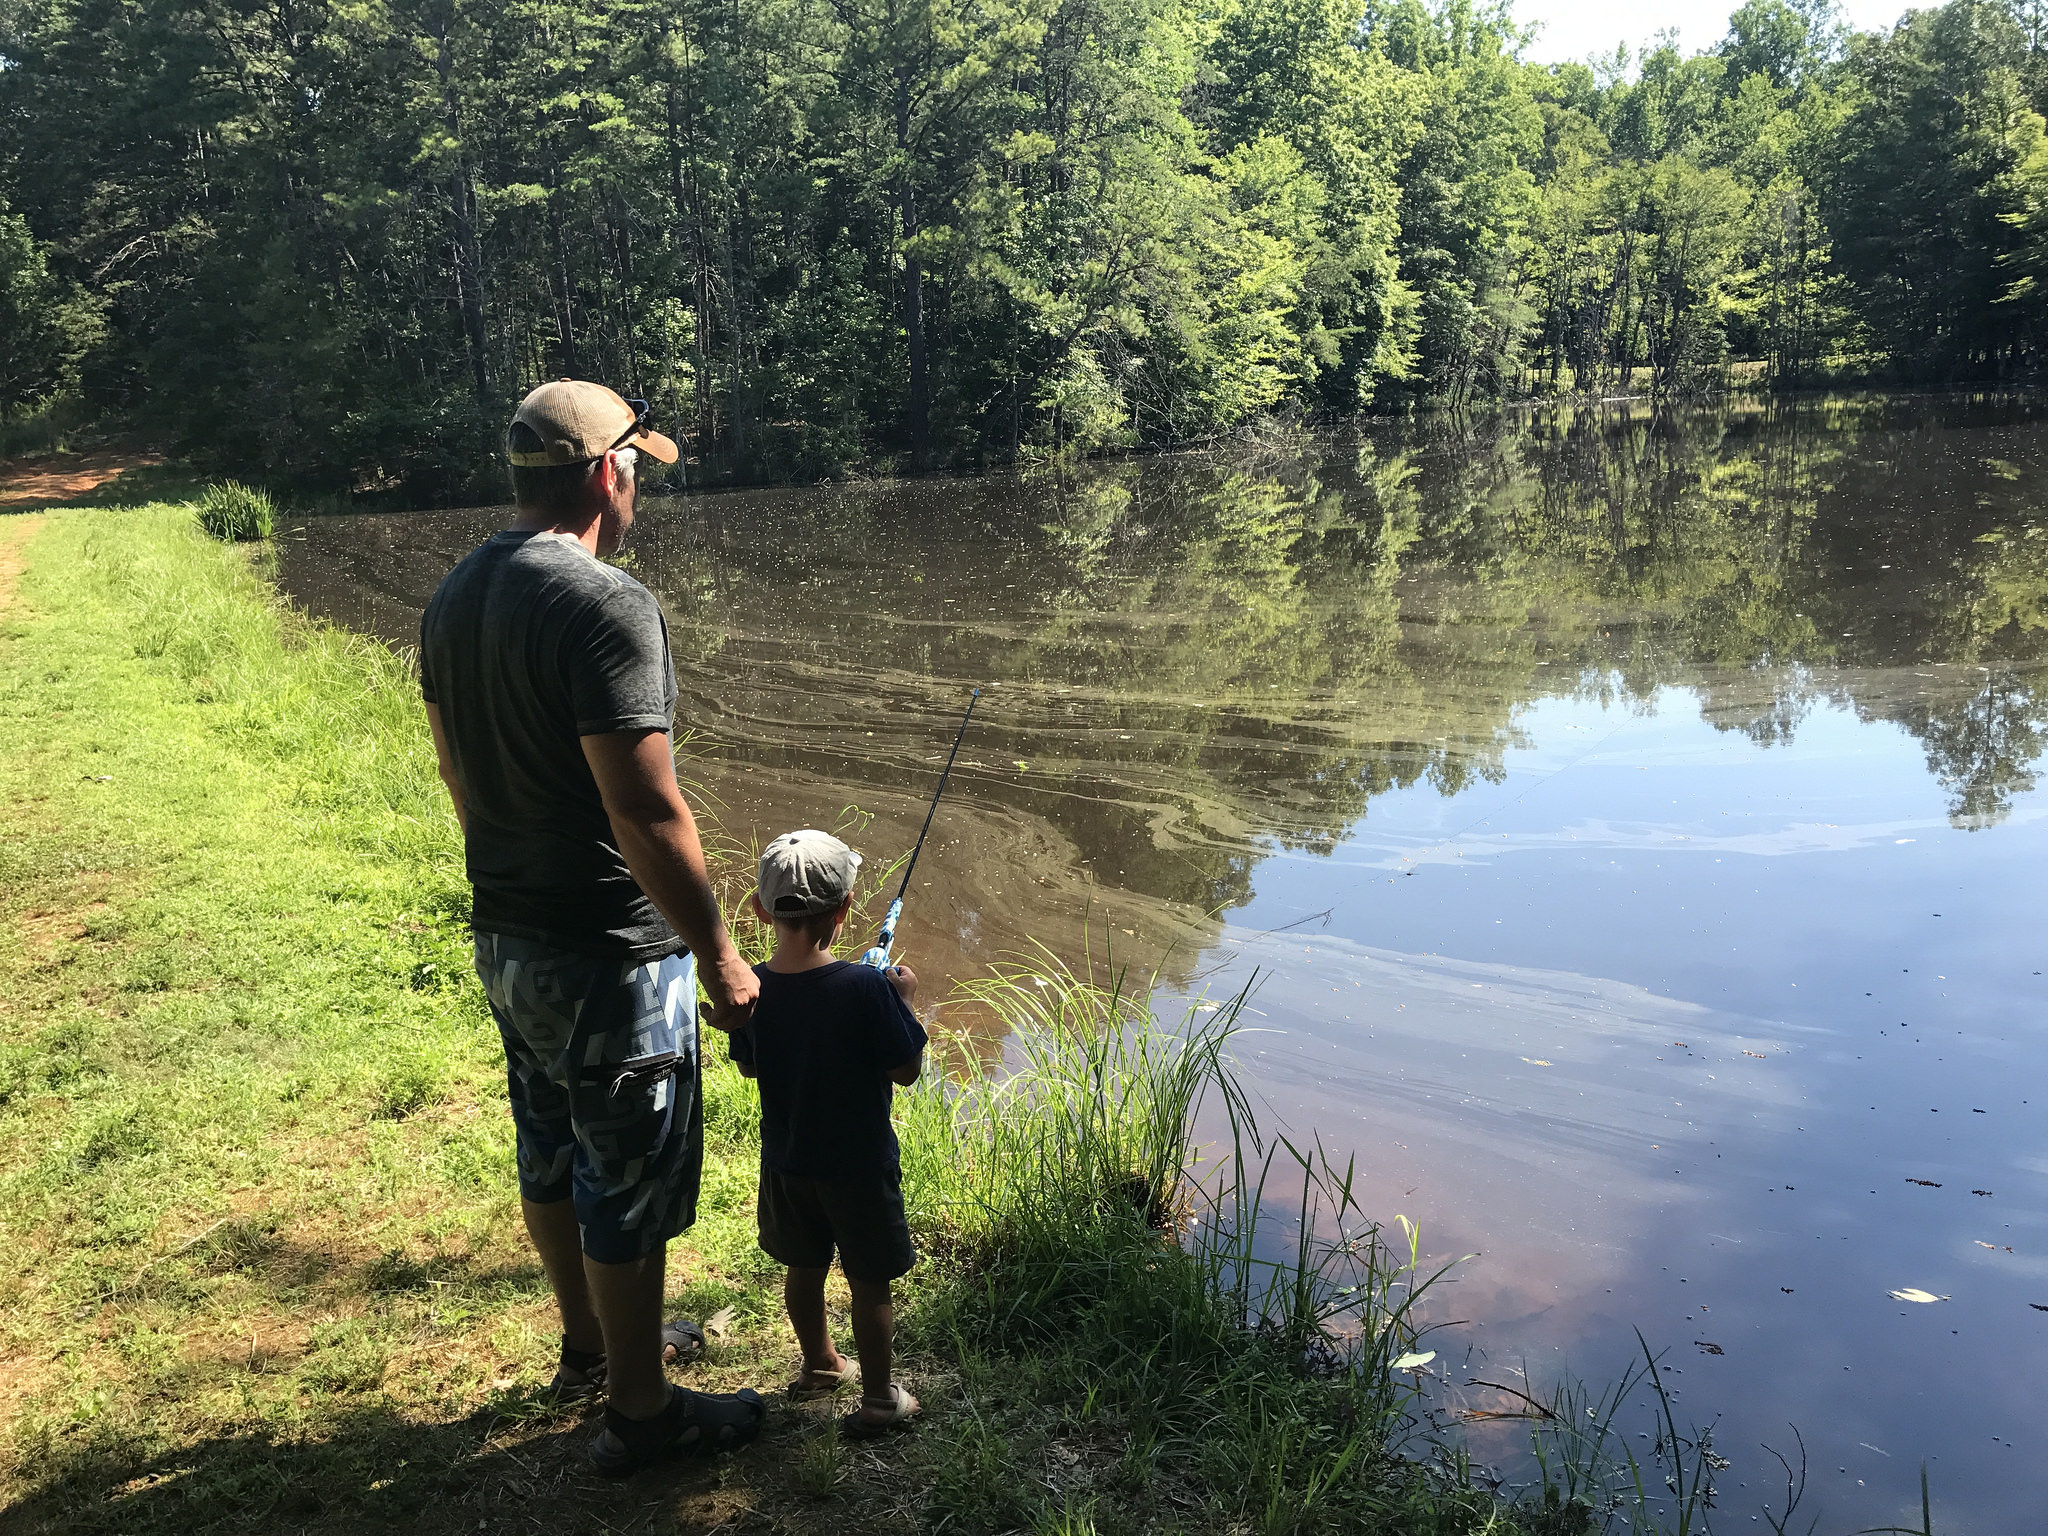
[0,201,102,415]
[1825,1,2041,374]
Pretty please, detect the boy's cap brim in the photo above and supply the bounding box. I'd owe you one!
[508,380,679,466]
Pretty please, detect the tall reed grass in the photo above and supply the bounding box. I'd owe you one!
[194,481,276,541]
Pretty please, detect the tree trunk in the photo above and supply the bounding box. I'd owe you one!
[547,174,579,377]
[895,62,929,464]
[434,12,490,400]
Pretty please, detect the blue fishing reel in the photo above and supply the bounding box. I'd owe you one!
[861,898,904,970]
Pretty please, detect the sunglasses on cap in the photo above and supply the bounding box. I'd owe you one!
[607,398,653,454]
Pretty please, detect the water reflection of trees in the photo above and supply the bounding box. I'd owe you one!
[986,393,2048,877]
[640,394,2048,911]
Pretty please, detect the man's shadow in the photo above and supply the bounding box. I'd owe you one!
[2,1388,790,1535]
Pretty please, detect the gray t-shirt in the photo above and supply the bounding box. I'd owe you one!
[419,530,681,960]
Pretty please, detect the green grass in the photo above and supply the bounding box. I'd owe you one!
[194,481,277,542]
[0,505,1739,1535]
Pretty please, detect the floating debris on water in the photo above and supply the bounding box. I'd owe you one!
[1906,1178,1942,1187]
[1889,1288,1947,1304]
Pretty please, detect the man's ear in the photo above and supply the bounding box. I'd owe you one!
[834,894,855,925]
[750,892,772,924]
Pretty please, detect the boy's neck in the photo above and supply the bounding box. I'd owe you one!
[764,930,841,974]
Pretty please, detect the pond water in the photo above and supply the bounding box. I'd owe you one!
[279,395,2046,1531]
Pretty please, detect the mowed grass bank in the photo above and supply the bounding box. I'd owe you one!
[0,506,1594,1536]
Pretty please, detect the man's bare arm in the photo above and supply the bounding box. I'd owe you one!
[581,728,758,1031]
[424,702,466,833]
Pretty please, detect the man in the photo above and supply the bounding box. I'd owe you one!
[420,380,763,1474]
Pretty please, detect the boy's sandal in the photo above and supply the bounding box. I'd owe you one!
[786,1360,857,1401]
[546,1340,608,1402]
[841,1383,920,1440]
[587,1384,765,1477]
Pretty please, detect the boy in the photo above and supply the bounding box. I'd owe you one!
[727,829,927,1437]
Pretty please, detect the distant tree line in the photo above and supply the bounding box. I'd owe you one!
[6,0,2048,494]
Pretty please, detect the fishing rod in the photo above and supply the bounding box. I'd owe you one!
[861,688,981,970]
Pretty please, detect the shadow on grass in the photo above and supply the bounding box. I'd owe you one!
[3,1391,794,1536]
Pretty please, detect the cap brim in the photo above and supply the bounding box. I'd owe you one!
[628,428,680,465]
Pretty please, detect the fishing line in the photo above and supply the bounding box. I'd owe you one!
[861,688,982,970]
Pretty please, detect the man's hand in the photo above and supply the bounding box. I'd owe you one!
[885,962,917,1007]
[701,946,760,1032]
[581,728,756,1030]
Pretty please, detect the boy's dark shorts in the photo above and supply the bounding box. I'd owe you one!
[474,932,702,1266]
[758,1165,917,1282]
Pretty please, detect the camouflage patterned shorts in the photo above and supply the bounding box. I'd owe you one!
[474,933,702,1264]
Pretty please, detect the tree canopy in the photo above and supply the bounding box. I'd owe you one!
[4,0,2048,494]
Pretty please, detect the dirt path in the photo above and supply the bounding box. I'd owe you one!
[0,448,162,509]
[0,514,40,613]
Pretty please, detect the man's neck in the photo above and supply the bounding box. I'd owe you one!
[509,509,601,556]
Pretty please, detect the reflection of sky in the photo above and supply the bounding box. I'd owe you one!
[1190,684,2047,1530]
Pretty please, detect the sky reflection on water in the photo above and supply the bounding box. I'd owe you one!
[278,394,2048,1529]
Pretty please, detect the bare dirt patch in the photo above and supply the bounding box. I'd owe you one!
[0,514,41,611]
[18,901,114,954]
[0,451,162,510]
[0,1350,59,1432]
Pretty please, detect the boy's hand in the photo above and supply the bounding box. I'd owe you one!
[886,963,917,1006]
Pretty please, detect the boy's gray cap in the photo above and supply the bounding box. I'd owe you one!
[758,830,863,915]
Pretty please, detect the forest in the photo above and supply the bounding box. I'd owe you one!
[6,0,2048,495]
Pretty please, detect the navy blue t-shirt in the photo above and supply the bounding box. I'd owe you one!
[727,960,927,1179]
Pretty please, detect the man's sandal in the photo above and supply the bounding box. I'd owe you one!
[841,1382,920,1440]
[587,1384,765,1476]
[546,1319,708,1402]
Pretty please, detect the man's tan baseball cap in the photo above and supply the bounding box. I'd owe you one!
[507,380,679,466]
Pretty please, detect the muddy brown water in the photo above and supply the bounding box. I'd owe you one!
[280,395,2046,1530]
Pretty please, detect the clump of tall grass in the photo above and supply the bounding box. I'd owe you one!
[194,480,275,541]
[901,950,1441,1356]
[896,951,1234,1260]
